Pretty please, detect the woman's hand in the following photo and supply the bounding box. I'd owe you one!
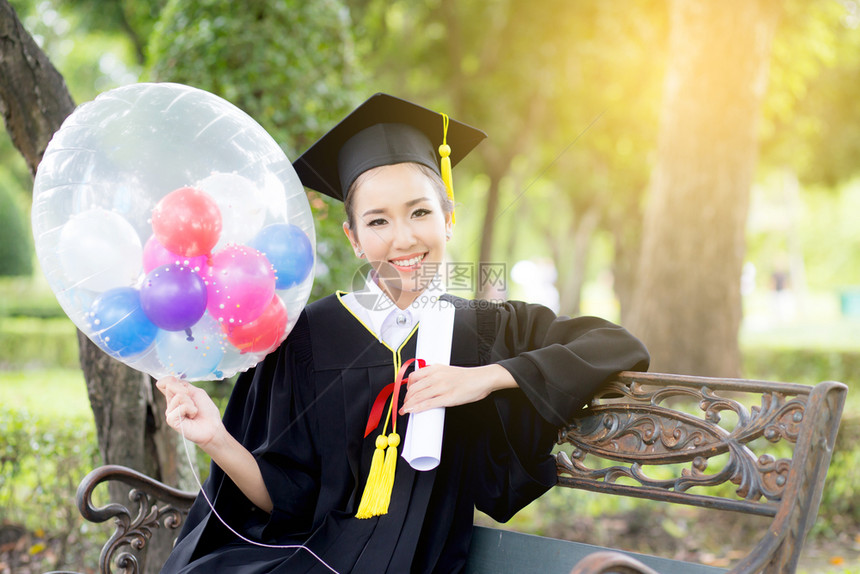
[399,364,518,415]
[156,376,225,451]
[156,376,274,513]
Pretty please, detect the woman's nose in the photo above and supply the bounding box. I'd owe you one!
[391,221,417,248]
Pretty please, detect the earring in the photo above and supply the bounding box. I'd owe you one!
[357,248,364,257]
[445,232,452,240]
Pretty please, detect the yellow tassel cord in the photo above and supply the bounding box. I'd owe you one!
[376,432,400,514]
[355,433,389,518]
[439,113,455,224]
[356,357,404,519]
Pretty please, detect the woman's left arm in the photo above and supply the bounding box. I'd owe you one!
[401,301,649,425]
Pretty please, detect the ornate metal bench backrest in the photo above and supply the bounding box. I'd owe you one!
[556,371,847,573]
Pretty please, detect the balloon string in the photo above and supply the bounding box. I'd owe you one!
[178,415,340,574]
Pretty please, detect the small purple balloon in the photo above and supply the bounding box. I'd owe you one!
[140,264,208,331]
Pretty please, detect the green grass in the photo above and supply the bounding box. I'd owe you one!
[0,368,91,420]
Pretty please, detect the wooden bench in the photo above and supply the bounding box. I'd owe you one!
[55,372,847,574]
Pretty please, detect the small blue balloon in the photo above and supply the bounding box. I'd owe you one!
[250,223,313,289]
[88,287,159,358]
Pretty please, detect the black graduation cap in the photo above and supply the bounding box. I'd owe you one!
[292,93,487,202]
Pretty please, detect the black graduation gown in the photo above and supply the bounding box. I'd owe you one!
[161,294,649,574]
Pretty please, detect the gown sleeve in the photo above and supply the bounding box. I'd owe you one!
[248,311,322,537]
[471,300,650,522]
[167,310,321,561]
[494,301,651,426]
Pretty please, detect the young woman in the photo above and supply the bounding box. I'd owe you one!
[157,93,650,574]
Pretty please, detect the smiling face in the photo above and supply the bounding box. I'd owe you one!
[343,163,452,309]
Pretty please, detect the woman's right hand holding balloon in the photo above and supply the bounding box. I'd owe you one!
[156,375,274,513]
[156,376,225,451]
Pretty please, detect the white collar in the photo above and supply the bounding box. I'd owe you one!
[341,272,447,344]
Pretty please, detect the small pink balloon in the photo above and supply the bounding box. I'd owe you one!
[206,244,275,327]
[143,236,210,276]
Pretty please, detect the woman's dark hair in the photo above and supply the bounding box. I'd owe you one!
[344,162,453,229]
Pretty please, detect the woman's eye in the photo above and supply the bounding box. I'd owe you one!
[367,218,387,227]
[412,208,431,218]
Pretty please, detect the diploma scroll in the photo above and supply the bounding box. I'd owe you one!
[402,297,455,471]
[402,407,445,471]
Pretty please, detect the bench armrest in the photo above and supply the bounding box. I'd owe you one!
[75,464,197,574]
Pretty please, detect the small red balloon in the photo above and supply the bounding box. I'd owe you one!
[152,187,222,257]
[225,295,288,354]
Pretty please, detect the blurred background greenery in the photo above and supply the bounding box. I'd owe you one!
[1,0,859,572]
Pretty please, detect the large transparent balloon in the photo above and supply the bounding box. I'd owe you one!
[32,82,315,381]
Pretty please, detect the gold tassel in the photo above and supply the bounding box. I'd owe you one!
[355,434,388,519]
[439,113,455,224]
[356,358,420,518]
[373,432,400,515]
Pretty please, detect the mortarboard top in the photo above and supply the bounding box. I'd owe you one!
[292,93,487,202]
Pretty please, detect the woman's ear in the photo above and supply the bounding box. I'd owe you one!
[444,212,453,241]
[343,222,365,258]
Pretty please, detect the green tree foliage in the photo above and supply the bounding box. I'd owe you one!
[147,0,358,158]
[146,0,365,299]
[10,0,142,102]
[54,0,166,64]
[760,0,860,186]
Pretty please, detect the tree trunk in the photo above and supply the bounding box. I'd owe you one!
[1,2,192,570]
[477,169,503,292]
[610,201,643,326]
[0,1,75,176]
[627,0,781,377]
[557,205,600,317]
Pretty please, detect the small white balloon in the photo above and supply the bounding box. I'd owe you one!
[196,172,267,249]
[58,208,143,292]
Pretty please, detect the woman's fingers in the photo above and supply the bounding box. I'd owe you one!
[156,376,183,402]
[401,395,444,415]
[156,379,225,448]
[401,364,499,414]
[160,379,209,433]
[165,406,185,428]
[404,376,444,404]
[404,365,443,396]
[402,368,451,414]
[166,393,199,419]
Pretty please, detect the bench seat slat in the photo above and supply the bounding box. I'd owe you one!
[464,526,727,574]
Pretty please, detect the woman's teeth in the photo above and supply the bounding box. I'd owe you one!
[391,254,425,268]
